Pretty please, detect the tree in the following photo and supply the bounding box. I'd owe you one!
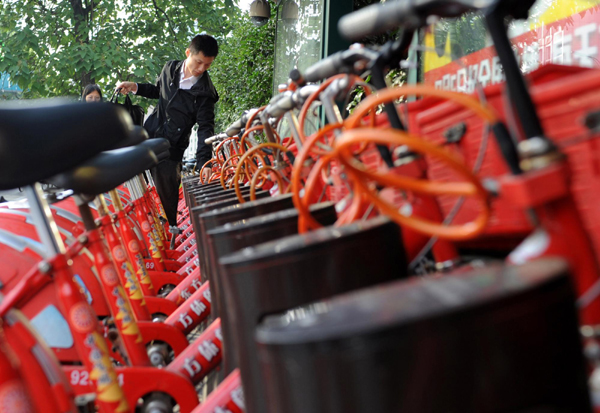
[345,0,406,114]
[210,7,276,131]
[0,0,232,100]
[433,12,487,60]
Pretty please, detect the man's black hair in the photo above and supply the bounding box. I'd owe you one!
[189,34,219,57]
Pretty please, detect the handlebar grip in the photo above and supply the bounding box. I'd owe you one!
[241,108,259,124]
[289,68,306,87]
[338,0,416,42]
[304,52,344,83]
[226,118,244,137]
[205,132,227,144]
[267,92,295,118]
[226,108,260,137]
[296,85,320,102]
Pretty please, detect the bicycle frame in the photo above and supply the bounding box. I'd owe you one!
[0,184,129,413]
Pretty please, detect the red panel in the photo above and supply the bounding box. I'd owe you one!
[414,64,600,253]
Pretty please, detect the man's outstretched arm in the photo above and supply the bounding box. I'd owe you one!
[117,62,168,99]
[195,97,216,168]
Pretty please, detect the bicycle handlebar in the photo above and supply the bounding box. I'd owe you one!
[226,118,245,137]
[296,85,320,103]
[226,108,260,137]
[205,132,228,145]
[305,53,347,83]
[289,68,306,87]
[264,85,321,119]
[266,92,295,118]
[338,0,494,41]
[338,0,416,41]
[304,47,378,83]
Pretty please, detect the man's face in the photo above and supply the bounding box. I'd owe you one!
[185,49,216,77]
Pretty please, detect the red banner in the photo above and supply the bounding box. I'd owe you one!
[424,5,600,91]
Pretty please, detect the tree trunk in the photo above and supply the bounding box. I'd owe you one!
[70,0,94,89]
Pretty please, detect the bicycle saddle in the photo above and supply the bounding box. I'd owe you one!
[110,125,148,149]
[48,145,158,195]
[0,100,133,190]
[139,138,170,162]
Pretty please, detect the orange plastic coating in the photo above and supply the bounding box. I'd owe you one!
[239,125,265,155]
[291,123,344,231]
[334,128,490,240]
[215,137,241,166]
[345,86,498,130]
[233,143,288,203]
[296,74,376,144]
[218,80,497,240]
[244,106,266,131]
[250,166,285,200]
[220,154,243,189]
[199,159,217,184]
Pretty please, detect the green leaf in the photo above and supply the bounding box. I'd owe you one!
[0,0,274,108]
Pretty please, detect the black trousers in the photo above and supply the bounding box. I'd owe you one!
[151,159,181,227]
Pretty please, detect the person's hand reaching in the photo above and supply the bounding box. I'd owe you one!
[116,81,138,95]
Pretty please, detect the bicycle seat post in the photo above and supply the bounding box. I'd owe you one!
[22,187,131,412]
[23,184,65,258]
[283,111,304,149]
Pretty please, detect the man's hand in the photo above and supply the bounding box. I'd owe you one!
[116,81,138,94]
[201,167,211,181]
[194,159,210,180]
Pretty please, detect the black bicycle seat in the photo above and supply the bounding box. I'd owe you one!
[139,138,170,162]
[110,125,148,149]
[0,100,133,190]
[48,145,158,195]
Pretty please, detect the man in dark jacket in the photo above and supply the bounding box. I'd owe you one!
[117,34,219,229]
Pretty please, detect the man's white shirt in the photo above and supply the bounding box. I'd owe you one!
[133,59,202,93]
[179,60,202,90]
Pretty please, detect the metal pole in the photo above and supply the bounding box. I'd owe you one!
[23,184,66,258]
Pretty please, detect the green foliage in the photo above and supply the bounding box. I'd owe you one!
[210,8,276,131]
[0,0,277,133]
[345,68,407,115]
[0,0,232,103]
[344,0,408,114]
[433,12,487,59]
